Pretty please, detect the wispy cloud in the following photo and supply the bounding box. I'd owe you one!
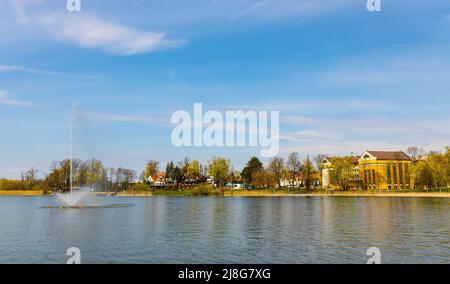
[0,63,59,75]
[0,90,32,107]
[230,0,349,20]
[84,111,168,125]
[241,99,393,113]
[38,12,186,56]
[5,1,186,56]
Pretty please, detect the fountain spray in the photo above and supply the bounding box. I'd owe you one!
[69,104,75,206]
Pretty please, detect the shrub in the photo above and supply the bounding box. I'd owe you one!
[191,184,213,196]
[130,183,150,192]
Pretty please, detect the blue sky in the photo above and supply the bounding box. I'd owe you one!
[1,0,450,178]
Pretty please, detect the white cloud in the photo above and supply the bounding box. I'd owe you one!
[0,90,32,107]
[38,12,186,55]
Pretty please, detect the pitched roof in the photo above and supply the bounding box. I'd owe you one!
[366,151,411,161]
[350,156,359,164]
[325,156,359,164]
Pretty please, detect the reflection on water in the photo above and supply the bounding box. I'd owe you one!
[0,196,448,263]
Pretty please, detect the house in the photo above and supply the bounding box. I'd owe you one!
[322,151,413,190]
[225,182,253,190]
[148,172,166,186]
[358,151,413,190]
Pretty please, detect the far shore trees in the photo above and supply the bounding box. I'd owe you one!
[303,156,313,191]
[165,161,175,183]
[187,160,201,181]
[286,152,301,187]
[208,157,231,188]
[329,157,355,191]
[144,160,160,181]
[2,146,449,193]
[414,148,450,190]
[241,157,263,184]
[44,159,135,192]
[165,161,185,189]
[268,156,285,188]
[252,167,276,188]
[313,154,326,189]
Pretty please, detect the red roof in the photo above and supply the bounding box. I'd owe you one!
[366,151,411,161]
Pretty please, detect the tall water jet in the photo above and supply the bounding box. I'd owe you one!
[54,103,89,207]
[45,103,130,209]
[69,103,74,206]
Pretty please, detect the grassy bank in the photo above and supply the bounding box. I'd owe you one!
[2,189,448,198]
[0,190,45,196]
[223,189,450,198]
[106,188,450,198]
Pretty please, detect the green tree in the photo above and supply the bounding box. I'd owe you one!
[85,158,105,188]
[444,147,450,185]
[144,160,159,180]
[173,166,183,189]
[414,160,433,189]
[329,157,354,191]
[208,157,231,188]
[186,160,201,181]
[165,161,175,183]
[429,152,447,189]
[241,157,263,184]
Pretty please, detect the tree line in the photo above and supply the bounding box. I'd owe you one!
[1,146,449,192]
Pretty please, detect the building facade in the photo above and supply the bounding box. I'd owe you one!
[358,151,413,190]
[322,151,414,190]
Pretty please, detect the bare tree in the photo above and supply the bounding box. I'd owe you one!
[303,156,313,191]
[24,167,38,183]
[287,152,301,187]
[313,154,327,189]
[269,157,285,188]
[407,146,425,163]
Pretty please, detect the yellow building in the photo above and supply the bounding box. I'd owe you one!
[321,151,414,190]
[358,151,413,190]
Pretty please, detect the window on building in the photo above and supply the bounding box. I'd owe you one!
[398,163,404,188]
[405,164,410,186]
[387,164,392,185]
[372,170,376,186]
[393,165,398,185]
[364,170,368,188]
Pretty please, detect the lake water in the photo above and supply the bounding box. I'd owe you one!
[0,196,448,264]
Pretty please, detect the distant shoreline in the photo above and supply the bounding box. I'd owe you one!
[0,190,448,198]
[108,190,450,198]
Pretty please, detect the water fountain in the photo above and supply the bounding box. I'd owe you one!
[45,104,130,209]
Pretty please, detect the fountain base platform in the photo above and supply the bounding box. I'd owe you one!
[40,204,131,209]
